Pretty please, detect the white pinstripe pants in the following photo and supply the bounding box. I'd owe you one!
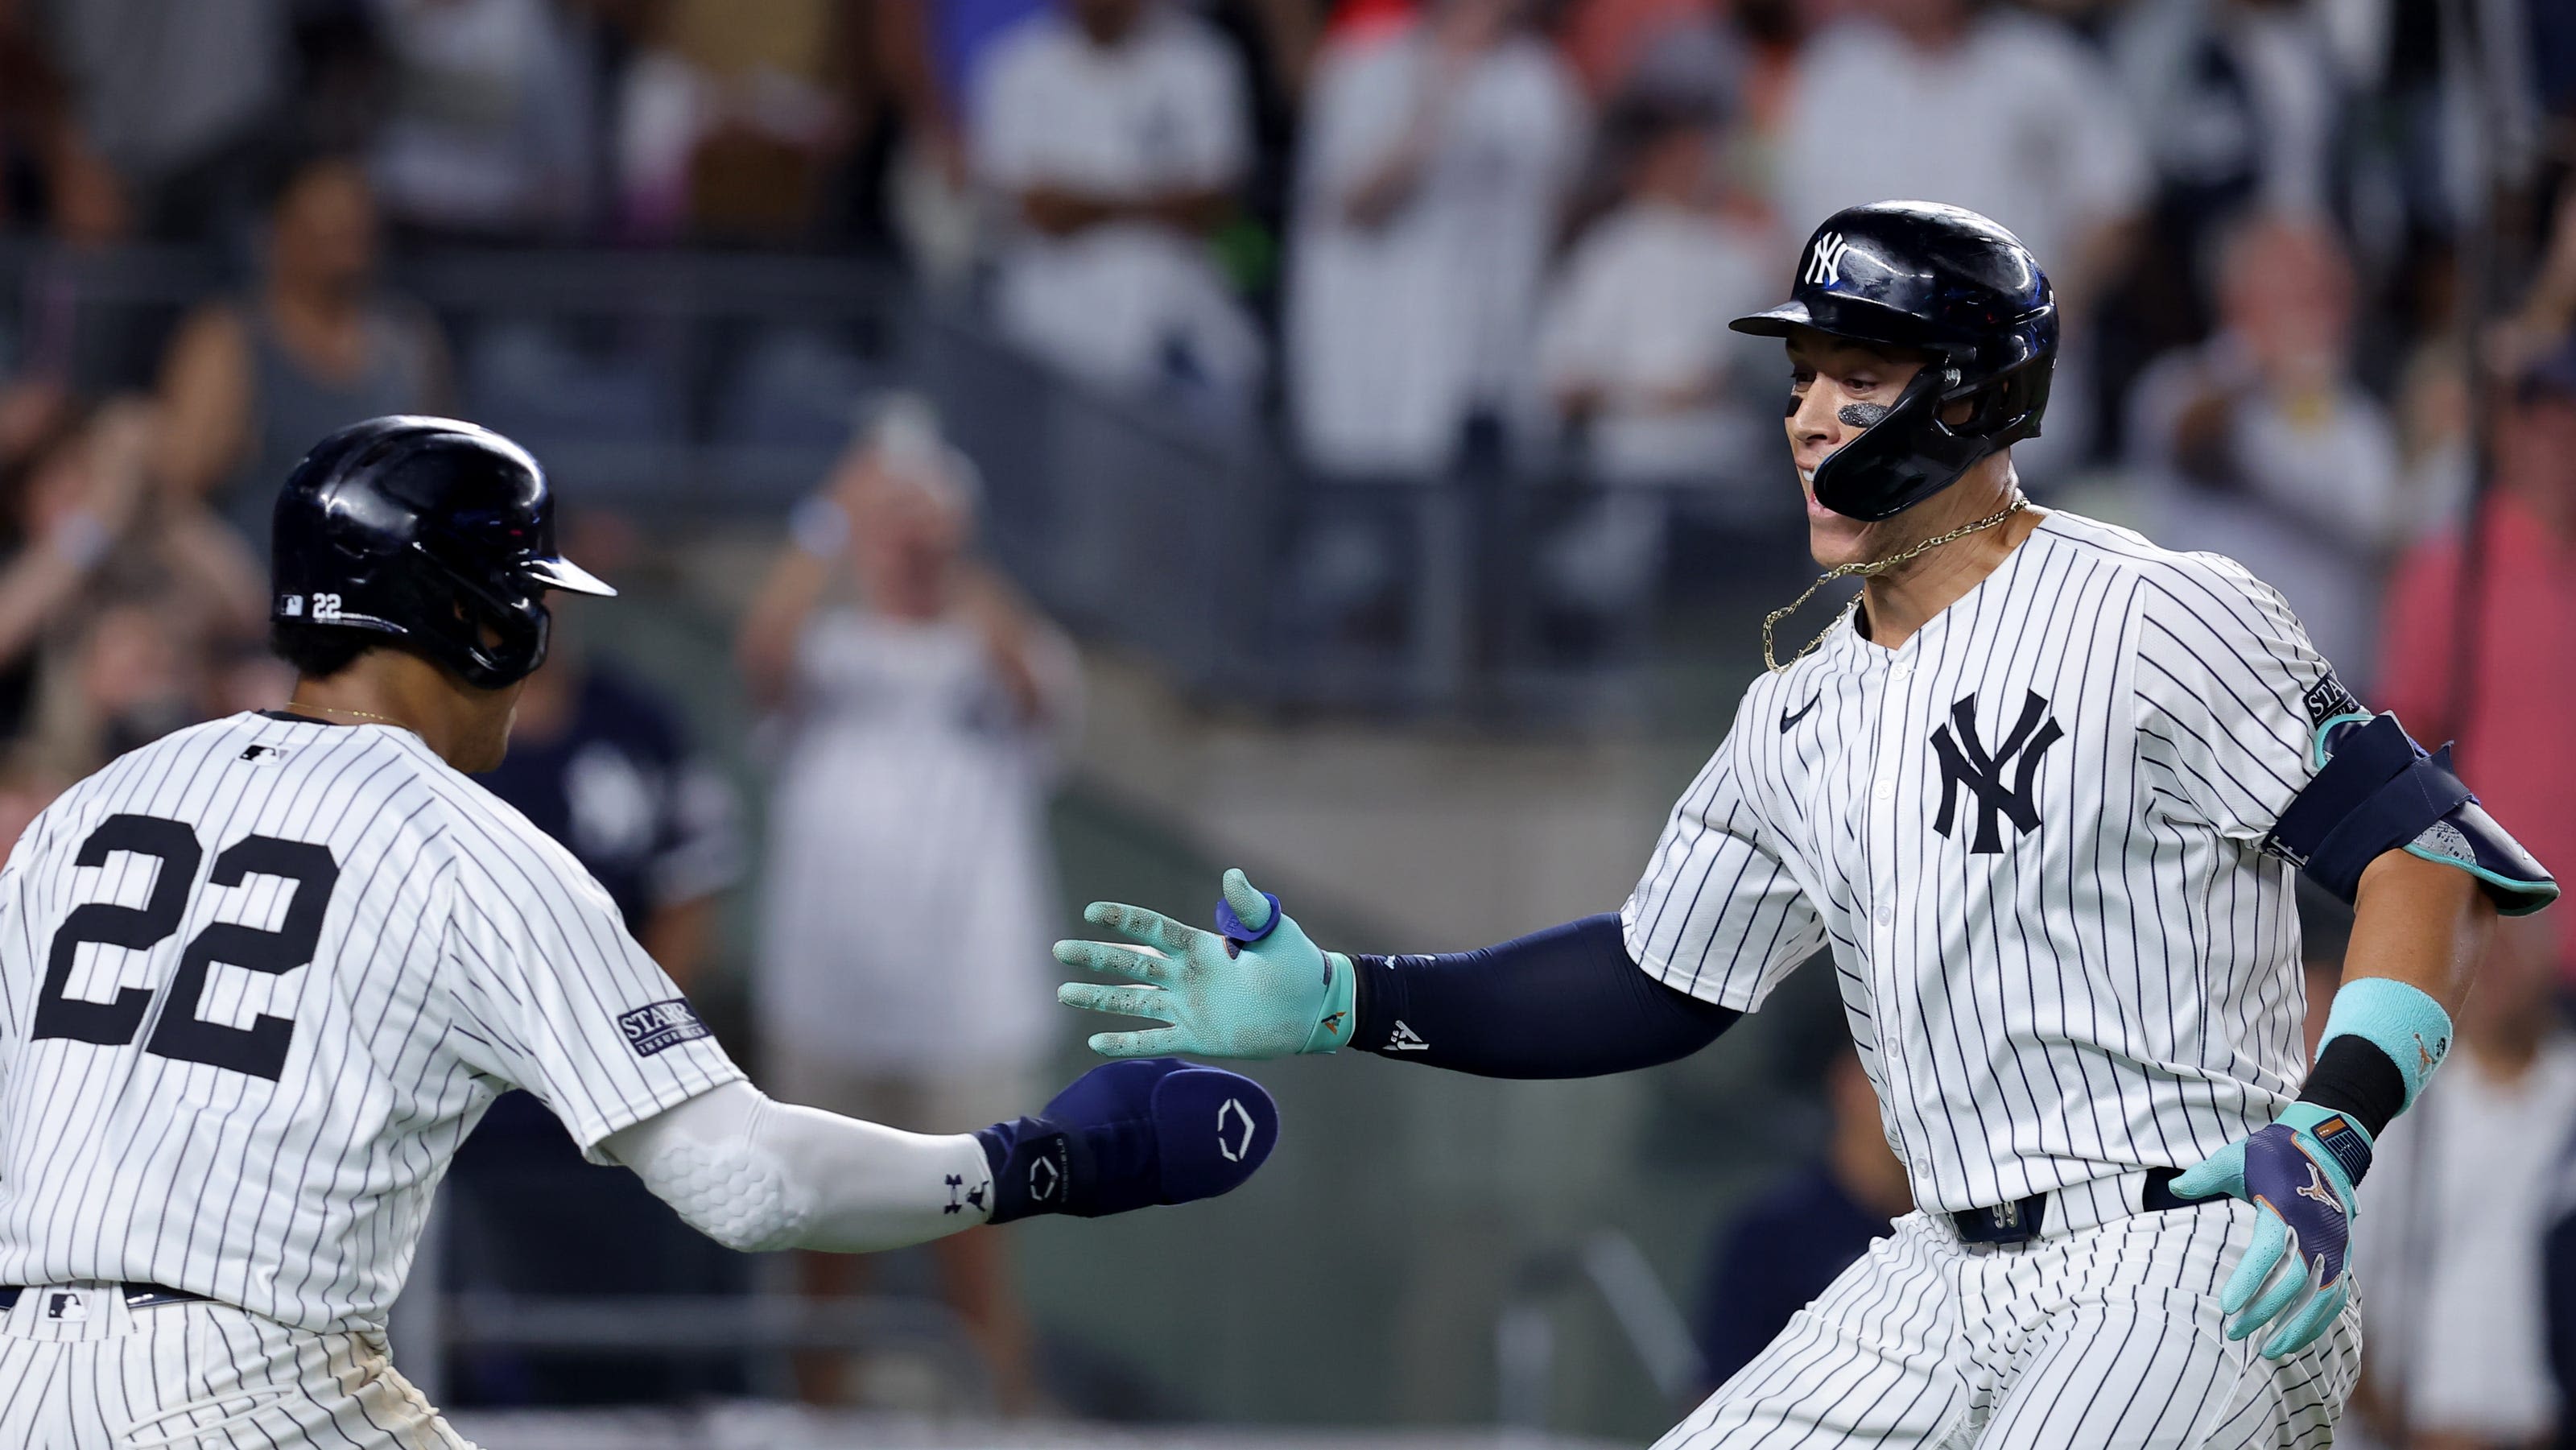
[0,1288,472,1448]
[1660,1201,2362,1449]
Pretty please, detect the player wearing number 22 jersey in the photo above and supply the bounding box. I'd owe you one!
[0,416,1282,1448]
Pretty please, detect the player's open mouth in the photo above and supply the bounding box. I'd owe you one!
[1799,469,1842,521]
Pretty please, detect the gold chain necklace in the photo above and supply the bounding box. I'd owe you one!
[1761,494,2029,673]
[285,700,415,729]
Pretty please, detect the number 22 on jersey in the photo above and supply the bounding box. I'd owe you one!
[29,812,339,1082]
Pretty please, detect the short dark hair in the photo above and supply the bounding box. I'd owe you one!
[269,622,376,680]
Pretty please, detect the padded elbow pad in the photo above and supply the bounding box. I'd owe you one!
[2265,713,2557,912]
[630,1108,811,1252]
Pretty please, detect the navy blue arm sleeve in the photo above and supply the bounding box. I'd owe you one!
[1344,915,1740,1078]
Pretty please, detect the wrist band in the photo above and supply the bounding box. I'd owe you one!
[2318,976,2453,1113]
[2296,1035,2404,1139]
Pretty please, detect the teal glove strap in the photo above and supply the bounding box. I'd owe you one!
[1056,869,1355,1060]
[2170,1101,2372,1360]
[2318,976,2453,1111]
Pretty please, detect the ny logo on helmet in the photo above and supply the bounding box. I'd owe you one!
[1805,232,1851,286]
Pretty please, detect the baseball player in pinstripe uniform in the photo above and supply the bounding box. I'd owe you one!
[0,416,1282,1448]
[1059,202,2560,1447]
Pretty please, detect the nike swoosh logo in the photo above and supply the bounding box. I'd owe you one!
[1780,695,1821,733]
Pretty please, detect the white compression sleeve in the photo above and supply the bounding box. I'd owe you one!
[600,1080,997,1254]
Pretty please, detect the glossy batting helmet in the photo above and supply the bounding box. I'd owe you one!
[1732,201,2057,521]
[270,416,615,688]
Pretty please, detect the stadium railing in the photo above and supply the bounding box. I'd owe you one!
[0,238,1806,721]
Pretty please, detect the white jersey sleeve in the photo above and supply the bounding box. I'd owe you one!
[2131,551,2348,846]
[1621,715,1826,1011]
[434,801,744,1160]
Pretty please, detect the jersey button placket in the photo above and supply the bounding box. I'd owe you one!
[1868,656,1911,1163]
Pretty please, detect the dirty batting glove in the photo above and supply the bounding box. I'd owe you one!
[2169,1102,2372,1359]
[1055,868,1356,1060]
[975,1058,1278,1223]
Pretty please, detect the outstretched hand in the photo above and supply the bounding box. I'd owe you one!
[1055,869,1354,1060]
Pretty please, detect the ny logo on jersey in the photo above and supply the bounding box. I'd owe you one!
[1805,232,1851,286]
[1929,691,2065,853]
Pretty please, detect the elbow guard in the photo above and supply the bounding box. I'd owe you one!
[625,1088,812,1252]
[2265,713,2557,913]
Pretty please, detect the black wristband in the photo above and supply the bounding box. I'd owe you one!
[2297,1035,2406,1145]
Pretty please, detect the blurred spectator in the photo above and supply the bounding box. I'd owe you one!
[1556,0,1742,109]
[967,0,1261,403]
[365,0,599,241]
[2376,336,2576,979]
[614,0,858,244]
[155,155,449,560]
[2403,196,2576,539]
[1538,101,1773,490]
[0,0,124,242]
[1775,0,2147,469]
[1533,99,1776,633]
[2125,213,2405,680]
[2113,0,2348,221]
[31,0,296,241]
[1693,1047,1909,1391]
[448,599,750,1407]
[0,394,150,745]
[0,393,263,778]
[2107,0,2355,367]
[2351,913,2576,1450]
[1287,0,1585,475]
[737,399,1079,1412]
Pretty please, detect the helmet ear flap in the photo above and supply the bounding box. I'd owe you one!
[1935,353,2051,445]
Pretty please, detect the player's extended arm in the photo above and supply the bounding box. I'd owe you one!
[2174,711,2553,1359]
[1055,870,1739,1076]
[601,1058,1278,1254]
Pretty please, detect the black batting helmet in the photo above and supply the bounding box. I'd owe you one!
[1732,201,2057,521]
[270,416,614,689]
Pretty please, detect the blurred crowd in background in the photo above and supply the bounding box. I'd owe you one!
[2,0,2575,1443]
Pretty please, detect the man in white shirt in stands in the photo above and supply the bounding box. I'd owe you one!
[1287,0,1586,477]
[2125,213,2409,684]
[1535,98,1780,622]
[970,0,1261,403]
[2349,913,2576,1448]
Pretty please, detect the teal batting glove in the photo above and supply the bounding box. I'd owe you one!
[1055,869,1356,1060]
[2169,1101,2372,1360]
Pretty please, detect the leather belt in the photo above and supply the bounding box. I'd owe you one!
[1950,1167,2212,1246]
[0,1282,206,1312]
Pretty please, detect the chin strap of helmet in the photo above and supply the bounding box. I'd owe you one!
[1761,493,2028,672]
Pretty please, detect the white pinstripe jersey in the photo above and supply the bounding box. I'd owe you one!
[0,713,743,1332]
[1624,511,2354,1217]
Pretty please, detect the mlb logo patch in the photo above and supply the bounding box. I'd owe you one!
[43,1291,85,1323]
[617,999,711,1057]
